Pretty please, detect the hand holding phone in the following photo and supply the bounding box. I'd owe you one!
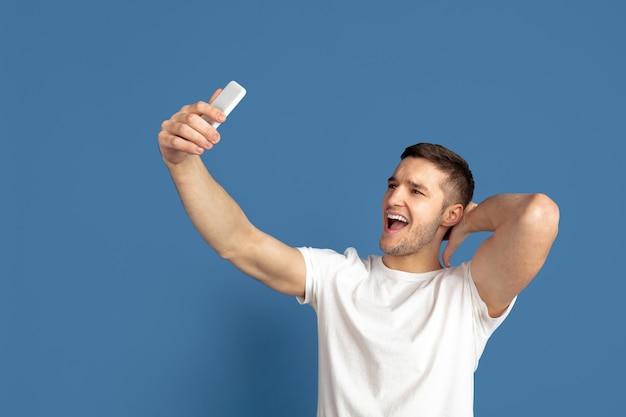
[203,80,247,129]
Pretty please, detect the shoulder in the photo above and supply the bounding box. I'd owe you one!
[297,246,373,272]
[297,246,365,263]
[434,262,472,286]
[445,262,471,279]
[296,247,374,306]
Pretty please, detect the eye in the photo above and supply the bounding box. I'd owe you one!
[412,189,423,195]
[387,183,397,190]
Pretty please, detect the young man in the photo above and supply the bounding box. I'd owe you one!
[158,88,560,416]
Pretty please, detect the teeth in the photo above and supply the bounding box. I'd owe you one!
[387,214,408,223]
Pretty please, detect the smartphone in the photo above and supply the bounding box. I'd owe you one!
[203,80,247,129]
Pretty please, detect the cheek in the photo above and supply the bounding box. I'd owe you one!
[381,193,389,209]
[407,206,438,227]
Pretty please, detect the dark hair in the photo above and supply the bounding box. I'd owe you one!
[400,143,474,207]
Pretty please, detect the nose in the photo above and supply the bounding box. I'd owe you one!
[386,186,405,207]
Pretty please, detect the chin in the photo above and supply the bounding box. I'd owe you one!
[380,241,411,257]
[379,237,393,254]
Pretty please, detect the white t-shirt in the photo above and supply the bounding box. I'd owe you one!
[297,247,515,417]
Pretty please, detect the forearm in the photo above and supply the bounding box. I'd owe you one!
[465,193,559,237]
[166,155,253,259]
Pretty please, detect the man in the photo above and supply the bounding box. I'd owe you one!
[158,87,560,416]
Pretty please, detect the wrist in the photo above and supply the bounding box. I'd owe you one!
[463,202,478,233]
[164,155,207,181]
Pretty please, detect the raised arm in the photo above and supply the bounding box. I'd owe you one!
[158,92,306,296]
[442,193,560,317]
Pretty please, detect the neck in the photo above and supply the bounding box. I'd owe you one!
[381,247,443,274]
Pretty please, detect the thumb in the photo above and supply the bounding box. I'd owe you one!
[441,204,475,267]
[208,88,222,104]
[442,238,460,268]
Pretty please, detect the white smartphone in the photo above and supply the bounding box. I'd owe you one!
[203,80,247,129]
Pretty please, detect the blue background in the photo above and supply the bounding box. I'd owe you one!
[2,0,624,415]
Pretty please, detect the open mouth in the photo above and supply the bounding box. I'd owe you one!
[387,214,409,230]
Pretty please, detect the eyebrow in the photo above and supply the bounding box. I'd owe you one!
[387,176,432,195]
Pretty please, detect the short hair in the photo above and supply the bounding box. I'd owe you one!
[400,143,474,207]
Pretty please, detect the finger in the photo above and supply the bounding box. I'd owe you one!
[442,239,460,268]
[161,117,214,149]
[170,111,222,145]
[184,100,227,126]
[442,243,451,267]
[158,130,207,155]
[208,89,222,104]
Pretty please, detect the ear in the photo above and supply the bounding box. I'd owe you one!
[441,204,464,227]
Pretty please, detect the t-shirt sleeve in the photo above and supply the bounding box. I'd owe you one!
[295,247,358,308]
[464,261,517,337]
[296,247,317,306]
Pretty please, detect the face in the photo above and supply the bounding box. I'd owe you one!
[379,157,449,257]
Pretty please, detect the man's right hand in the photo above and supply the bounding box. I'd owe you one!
[158,89,227,166]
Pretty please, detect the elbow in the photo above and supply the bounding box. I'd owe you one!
[215,245,241,262]
[210,224,258,261]
[206,237,242,261]
[525,193,560,239]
